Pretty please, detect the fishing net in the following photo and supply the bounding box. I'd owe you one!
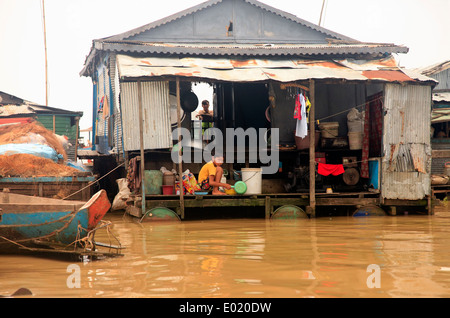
[0,154,80,177]
[0,120,81,177]
[0,121,67,160]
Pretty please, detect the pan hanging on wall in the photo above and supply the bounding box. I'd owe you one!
[180,91,199,113]
[170,94,186,128]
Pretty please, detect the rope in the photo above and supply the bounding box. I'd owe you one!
[314,95,383,123]
[0,236,31,250]
[62,162,125,200]
[0,210,77,228]
[0,210,79,245]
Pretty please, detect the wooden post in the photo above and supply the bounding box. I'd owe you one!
[74,116,80,160]
[308,79,316,218]
[176,78,185,219]
[42,0,48,106]
[137,80,146,217]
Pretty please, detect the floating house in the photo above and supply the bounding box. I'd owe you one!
[80,0,437,219]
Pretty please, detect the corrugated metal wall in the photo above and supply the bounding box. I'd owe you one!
[382,83,432,200]
[109,54,124,158]
[120,81,172,151]
[95,62,111,154]
[429,68,450,91]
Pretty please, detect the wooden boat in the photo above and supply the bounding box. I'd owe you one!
[0,189,111,252]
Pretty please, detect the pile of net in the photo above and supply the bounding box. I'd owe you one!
[0,121,67,160]
[0,154,80,177]
[0,121,82,177]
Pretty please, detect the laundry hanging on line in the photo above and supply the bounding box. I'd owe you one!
[294,92,309,139]
[317,163,345,176]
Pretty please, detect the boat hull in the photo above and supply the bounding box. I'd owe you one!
[0,190,110,250]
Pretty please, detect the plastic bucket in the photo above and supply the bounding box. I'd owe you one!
[348,120,363,132]
[162,185,174,195]
[241,168,262,194]
[348,132,363,150]
[319,122,339,138]
[163,172,175,186]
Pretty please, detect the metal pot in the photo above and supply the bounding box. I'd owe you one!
[180,91,199,113]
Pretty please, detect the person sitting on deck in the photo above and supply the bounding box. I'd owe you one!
[198,156,231,195]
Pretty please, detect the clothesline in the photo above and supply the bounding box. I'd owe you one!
[314,95,383,123]
[315,158,374,166]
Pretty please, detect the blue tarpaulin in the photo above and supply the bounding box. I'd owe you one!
[0,143,63,162]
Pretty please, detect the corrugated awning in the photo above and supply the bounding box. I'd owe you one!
[116,54,436,84]
[433,92,450,103]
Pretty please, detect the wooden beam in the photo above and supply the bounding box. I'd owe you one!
[137,80,146,215]
[431,150,450,158]
[280,83,310,91]
[176,78,185,219]
[308,79,316,217]
[315,198,378,206]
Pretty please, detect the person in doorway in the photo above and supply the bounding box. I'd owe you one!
[198,156,231,195]
[196,100,214,141]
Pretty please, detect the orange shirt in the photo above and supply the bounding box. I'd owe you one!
[198,161,217,183]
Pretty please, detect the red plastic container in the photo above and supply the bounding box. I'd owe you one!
[162,185,174,195]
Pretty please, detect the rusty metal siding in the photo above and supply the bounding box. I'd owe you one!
[120,81,172,151]
[381,83,432,200]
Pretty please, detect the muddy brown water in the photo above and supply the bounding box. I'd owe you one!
[1,205,450,298]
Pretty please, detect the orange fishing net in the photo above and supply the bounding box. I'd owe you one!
[0,121,80,177]
[0,121,67,160]
[0,154,80,177]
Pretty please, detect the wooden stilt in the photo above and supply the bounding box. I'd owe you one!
[176,78,185,219]
[137,80,146,217]
[309,79,316,218]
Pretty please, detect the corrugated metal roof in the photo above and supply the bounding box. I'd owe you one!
[96,40,408,57]
[433,92,450,103]
[104,0,355,43]
[115,54,436,84]
[0,105,34,116]
[1,91,83,117]
[418,60,450,76]
[432,108,450,123]
[0,104,82,117]
[80,0,408,77]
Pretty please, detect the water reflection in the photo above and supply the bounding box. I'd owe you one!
[1,206,450,298]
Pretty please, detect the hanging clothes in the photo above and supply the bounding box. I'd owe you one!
[305,96,311,123]
[294,94,302,120]
[361,92,383,178]
[295,93,308,138]
[317,163,345,176]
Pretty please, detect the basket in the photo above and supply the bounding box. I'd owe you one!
[319,122,339,138]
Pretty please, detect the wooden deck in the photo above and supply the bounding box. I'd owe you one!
[125,190,433,219]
